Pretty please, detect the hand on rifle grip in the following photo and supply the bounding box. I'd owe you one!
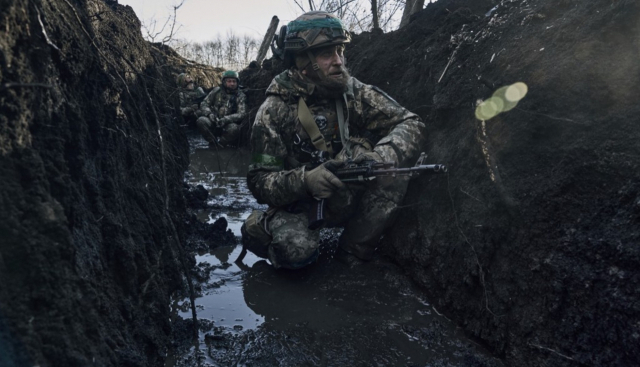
[352,150,384,164]
[304,160,345,199]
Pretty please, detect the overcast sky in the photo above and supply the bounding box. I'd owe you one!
[119,0,303,43]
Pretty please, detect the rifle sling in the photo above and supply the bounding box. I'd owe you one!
[335,95,350,157]
[297,97,332,154]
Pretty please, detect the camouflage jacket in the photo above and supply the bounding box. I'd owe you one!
[248,70,426,208]
[199,87,248,125]
[179,87,206,111]
[178,87,206,116]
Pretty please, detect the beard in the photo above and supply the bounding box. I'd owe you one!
[305,65,350,98]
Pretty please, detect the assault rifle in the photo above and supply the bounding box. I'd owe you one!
[308,152,447,229]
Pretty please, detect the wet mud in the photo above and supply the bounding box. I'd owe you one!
[2,0,639,366]
[170,135,503,367]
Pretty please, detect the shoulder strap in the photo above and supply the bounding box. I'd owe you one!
[335,95,350,157]
[297,97,332,154]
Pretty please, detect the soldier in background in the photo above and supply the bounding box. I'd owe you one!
[240,11,426,269]
[196,70,248,147]
[177,73,206,124]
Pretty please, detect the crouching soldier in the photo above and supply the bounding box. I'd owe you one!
[196,70,248,146]
[240,11,426,269]
[177,73,206,123]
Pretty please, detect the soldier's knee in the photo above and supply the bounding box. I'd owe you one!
[196,116,212,130]
[269,235,319,269]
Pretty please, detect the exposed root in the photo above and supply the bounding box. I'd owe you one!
[33,4,59,51]
[528,342,580,363]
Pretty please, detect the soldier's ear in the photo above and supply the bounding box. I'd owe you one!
[302,69,307,75]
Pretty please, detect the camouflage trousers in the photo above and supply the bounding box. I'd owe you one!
[241,177,409,269]
[196,116,241,146]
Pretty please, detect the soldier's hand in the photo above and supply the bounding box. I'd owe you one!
[216,117,228,128]
[304,160,345,199]
[353,150,384,164]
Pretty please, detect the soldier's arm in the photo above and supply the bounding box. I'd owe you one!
[199,90,215,116]
[359,82,426,167]
[247,98,308,207]
[220,91,248,125]
[178,91,187,108]
[195,87,206,99]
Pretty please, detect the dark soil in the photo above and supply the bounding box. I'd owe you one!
[0,0,195,366]
[344,0,640,366]
[2,0,639,366]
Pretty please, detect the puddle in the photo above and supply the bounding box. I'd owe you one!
[186,146,265,236]
[174,246,265,331]
[170,137,502,367]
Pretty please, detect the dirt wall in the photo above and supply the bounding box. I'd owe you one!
[346,0,640,366]
[0,0,191,366]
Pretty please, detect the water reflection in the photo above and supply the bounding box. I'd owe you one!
[175,246,265,331]
[187,147,265,236]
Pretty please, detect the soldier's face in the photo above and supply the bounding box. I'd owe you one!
[301,44,349,95]
[185,77,195,90]
[224,78,238,90]
[307,45,346,81]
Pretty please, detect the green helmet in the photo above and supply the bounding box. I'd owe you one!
[222,70,239,82]
[272,11,350,67]
[176,73,187,87]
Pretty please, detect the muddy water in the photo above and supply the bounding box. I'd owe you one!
[170,138,502,367]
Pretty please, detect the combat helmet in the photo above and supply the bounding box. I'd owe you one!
[222,70,239,83]
[176,73,188,88]
[271,11,351,69]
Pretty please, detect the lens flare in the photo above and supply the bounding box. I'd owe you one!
[475,82,528,120]
[475,97,503,120]
[505,82,528,102]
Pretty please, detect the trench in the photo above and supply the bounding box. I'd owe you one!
[167,134,503,367]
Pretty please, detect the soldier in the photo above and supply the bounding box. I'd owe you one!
[177,73,206,123]
[196,70,248,146]
[240,11,426,269]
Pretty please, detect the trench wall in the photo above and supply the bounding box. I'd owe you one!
[347,0,640,366]
[0,0,190,365]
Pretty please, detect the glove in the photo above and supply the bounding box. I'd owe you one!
[216,117,228,128]
[352,150,384,164]
[304,160,345,199]
[181,106,193,116]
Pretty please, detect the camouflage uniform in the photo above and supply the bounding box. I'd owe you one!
[244,70,425,269]
[179,87,206,118]
[196,87,247,146]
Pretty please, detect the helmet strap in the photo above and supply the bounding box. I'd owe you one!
[306,50,323,79]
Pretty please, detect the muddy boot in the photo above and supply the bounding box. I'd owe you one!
[196,116,218,145]
[239,211,272,259]
[219,123,240,147]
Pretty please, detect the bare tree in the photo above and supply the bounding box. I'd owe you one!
[141,0,185,45]
[399,0,426,28]
[371,0,380,30]
[241,35,258,66]
[288,0,409,33]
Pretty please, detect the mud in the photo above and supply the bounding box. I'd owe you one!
[0,0,193,366]
[2,0,639,366]
[172,136,504,366]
